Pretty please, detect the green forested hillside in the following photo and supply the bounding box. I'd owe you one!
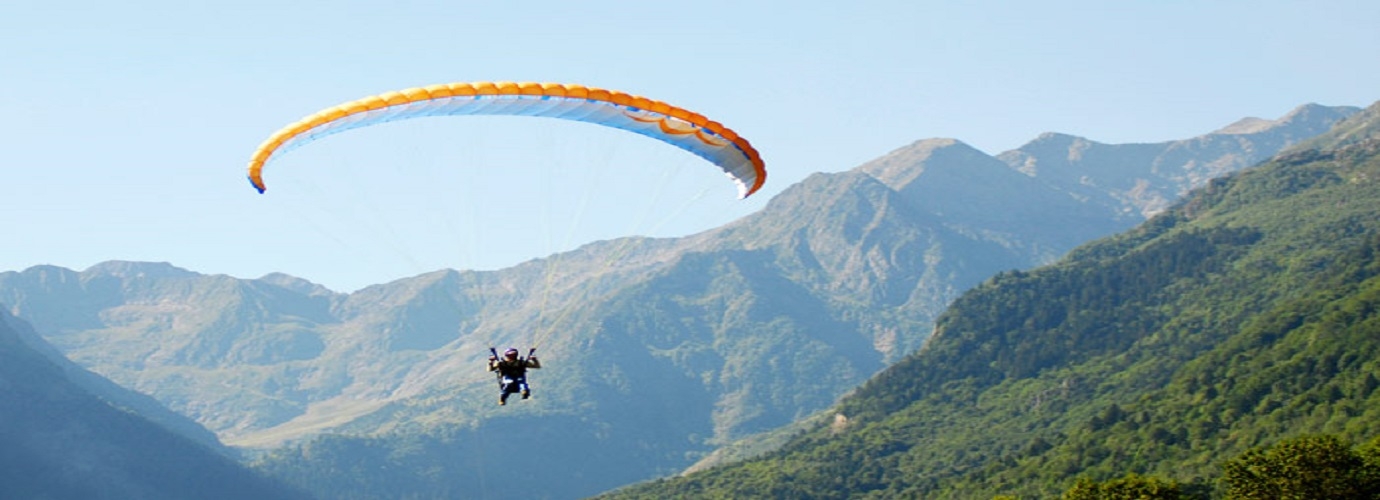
[600,110,1380,498]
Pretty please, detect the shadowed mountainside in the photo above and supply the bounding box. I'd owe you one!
[0,310,311,500]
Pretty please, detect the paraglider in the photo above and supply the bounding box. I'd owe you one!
[245,81,766,198]
[488,347,540,406]
[245,83,765,408]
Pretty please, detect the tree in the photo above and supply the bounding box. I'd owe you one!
[1061,473,1185,500]
[1221,434,1380,499]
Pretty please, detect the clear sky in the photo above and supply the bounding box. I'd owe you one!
[4,1,1378,293]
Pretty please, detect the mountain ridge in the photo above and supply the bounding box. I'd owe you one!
[597,101,1380,499]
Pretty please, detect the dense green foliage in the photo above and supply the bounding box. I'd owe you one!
[599,124,1380,497]
[1059,435,1380,499]
[1222,434,1380,499]
[1044,434,1380,499]
[1061,473,1187,500]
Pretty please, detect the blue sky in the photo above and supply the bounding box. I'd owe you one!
[4,1,1378,292]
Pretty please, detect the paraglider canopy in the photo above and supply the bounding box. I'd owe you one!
[246,81,766,198]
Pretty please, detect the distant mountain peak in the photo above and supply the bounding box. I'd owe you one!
[904,137,962,151]
[84,261,196,279]
[1028,131,1087,143]
[857,138,996,190]
[1214,116,1275,135]
[1287,100,1380,151]
[1009,133,1098,165]
[256,273,336,296]
[1213,103,1358,135]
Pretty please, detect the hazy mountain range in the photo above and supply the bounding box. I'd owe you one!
[0,102,1359,499]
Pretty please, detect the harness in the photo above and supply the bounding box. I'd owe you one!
[489,347,536,395]
[495,359,529,379]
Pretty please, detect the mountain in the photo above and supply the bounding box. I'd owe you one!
[0,103,1356,499]
[0,270,225,452]
[997,103,1355,219]
[0,309,312,500]
[598,102,1380,498]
